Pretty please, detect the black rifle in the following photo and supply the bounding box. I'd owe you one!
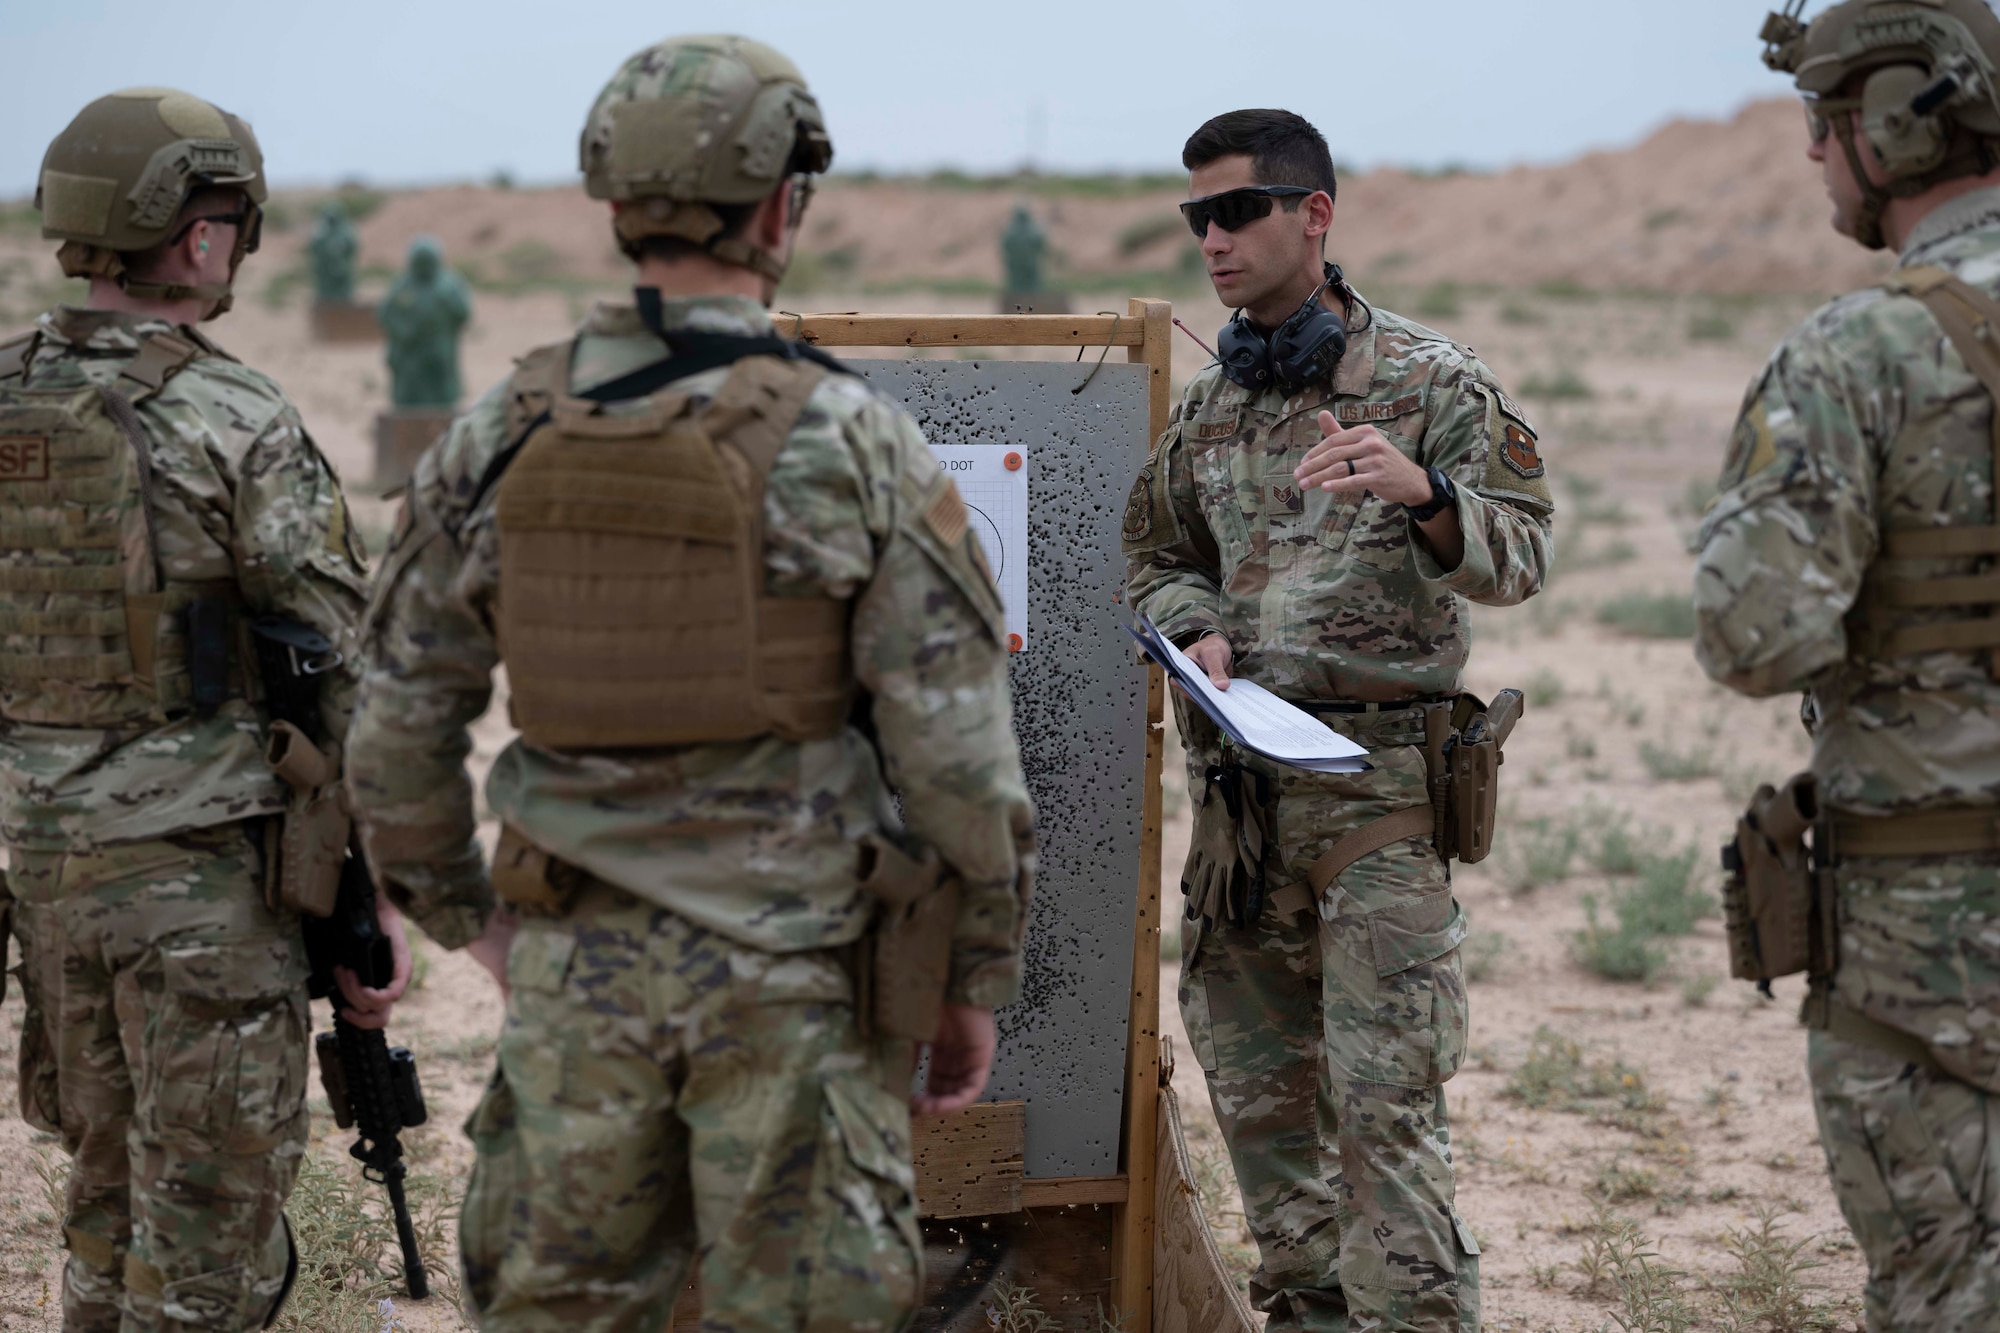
[250,619,431,1301]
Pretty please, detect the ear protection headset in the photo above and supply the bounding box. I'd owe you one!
[1217,263,1358,392]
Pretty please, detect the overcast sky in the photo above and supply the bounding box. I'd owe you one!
[2,1,1794,196]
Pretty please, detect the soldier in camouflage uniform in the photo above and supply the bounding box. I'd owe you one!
[1124,111,1553,1333]
[1698,4,2000,1327]
[0,90,396,1331]
[344,36,1035,1333]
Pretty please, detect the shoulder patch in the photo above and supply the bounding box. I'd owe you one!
[1493,389,1536,435]
[925,477,971,546]
[1123,467,1155,543]
[1499,422,1545,478]
[1724,399,1782,487]
[1335,393,1422,425]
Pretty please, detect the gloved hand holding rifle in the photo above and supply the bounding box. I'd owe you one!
[253,619,430,1301]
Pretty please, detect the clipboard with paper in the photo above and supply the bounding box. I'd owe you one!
[1118,608,1372,774]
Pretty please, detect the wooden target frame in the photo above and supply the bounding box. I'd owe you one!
[668,299,1251,1331]
[809,301,1168,1330]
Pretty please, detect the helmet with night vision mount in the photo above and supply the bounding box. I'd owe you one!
[36,88,267,317]
[580,35,834,282]
[1761,0,2000,248]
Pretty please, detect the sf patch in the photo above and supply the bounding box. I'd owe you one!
[0,435,50,481]
[1499,423,1544,478]
[1123,467,1155,543]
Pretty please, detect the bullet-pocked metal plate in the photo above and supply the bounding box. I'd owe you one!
[853,358,1151,1179]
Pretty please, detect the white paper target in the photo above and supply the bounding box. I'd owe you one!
[927,445,1029,650]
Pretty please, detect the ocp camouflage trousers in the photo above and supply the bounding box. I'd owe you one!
[460,879,922,1333]
[9,822,309,1333]
[1810,852,2000,1331]
[1178,709,1478,1333]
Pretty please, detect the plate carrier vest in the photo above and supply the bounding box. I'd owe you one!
[0,327,242,727]
[1855,266,2000,666]
[491,341,854,751]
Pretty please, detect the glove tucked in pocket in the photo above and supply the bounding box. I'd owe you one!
[1182,760,1272,930]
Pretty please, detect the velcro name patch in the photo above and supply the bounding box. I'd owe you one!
[1335,394,1421,425]
[1193,416,1239,441]
[0,436,50,481]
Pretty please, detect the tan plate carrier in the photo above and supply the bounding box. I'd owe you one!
[0,328,248,727]
[493,349,853,750]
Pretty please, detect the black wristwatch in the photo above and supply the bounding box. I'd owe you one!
[1405,467,1456,522]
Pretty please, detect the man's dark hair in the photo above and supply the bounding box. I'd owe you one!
[1182,109,1337,207]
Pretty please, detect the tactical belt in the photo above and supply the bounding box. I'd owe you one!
[1826,1000,1945,1077]
[1293,696,1448,716]
[1830,807,2000,858]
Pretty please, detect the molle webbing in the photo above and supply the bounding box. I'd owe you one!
[1863,266,2000,660]
[495,353,853,750]
[0,329,234,724]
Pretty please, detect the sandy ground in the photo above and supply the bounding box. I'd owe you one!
[0,199,1875,1330]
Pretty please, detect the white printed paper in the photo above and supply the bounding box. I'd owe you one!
[1121,612,1372,773]
[927,444,1029,650]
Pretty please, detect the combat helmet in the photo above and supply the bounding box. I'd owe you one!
[579,35,834,281]
[1762,0,2000,248]
[36,87,267,317]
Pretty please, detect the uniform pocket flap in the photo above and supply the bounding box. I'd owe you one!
[159,937,304,1001]
[1366,890,1467,977]
[506,926,577,996]
[825,1072,916,1194]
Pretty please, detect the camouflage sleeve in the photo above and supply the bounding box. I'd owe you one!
[231,408,370,735]
[1122,396,1226,645]
[1694,328,1880,697]
[1410,357,1555,605]
[344,396,507,950]
[838,393,1035,1008]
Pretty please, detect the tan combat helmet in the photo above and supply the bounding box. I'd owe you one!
[580,35,834,282]
[36,87,268,316]
[1762,0,2000,248]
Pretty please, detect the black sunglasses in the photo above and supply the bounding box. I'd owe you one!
[1179,185,1315,238]
[169,204,263,255]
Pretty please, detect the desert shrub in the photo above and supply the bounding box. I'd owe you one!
[1505,816,1580,892]
[1519,368,1595,400]
[1416,281,1462,319]
[1526,668,1566,708]
[1689,313,1736,342]
[1639,739,1716,782]
[1597,592,1695,639]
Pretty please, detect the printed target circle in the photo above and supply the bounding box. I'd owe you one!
[965,502,1004,580]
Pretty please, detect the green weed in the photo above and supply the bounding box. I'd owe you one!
[1526,668,1566,708]
[1519,368,1595,400]
[1689,313,1736,342]
[276,1151,468,1332]
[1506,1027,1654,1114]
[1577,895,1670,982]
[1416,281,1463,319]
[1465,928,1512,983]
[1575,848,1716,983]
[1681,974,1719,1007]
[1639,739,1716,782]
[1716,1205,1842,1333]
[1500,301,1544,325]
[1597,592,1696,639]
[1505,816,1580,892]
